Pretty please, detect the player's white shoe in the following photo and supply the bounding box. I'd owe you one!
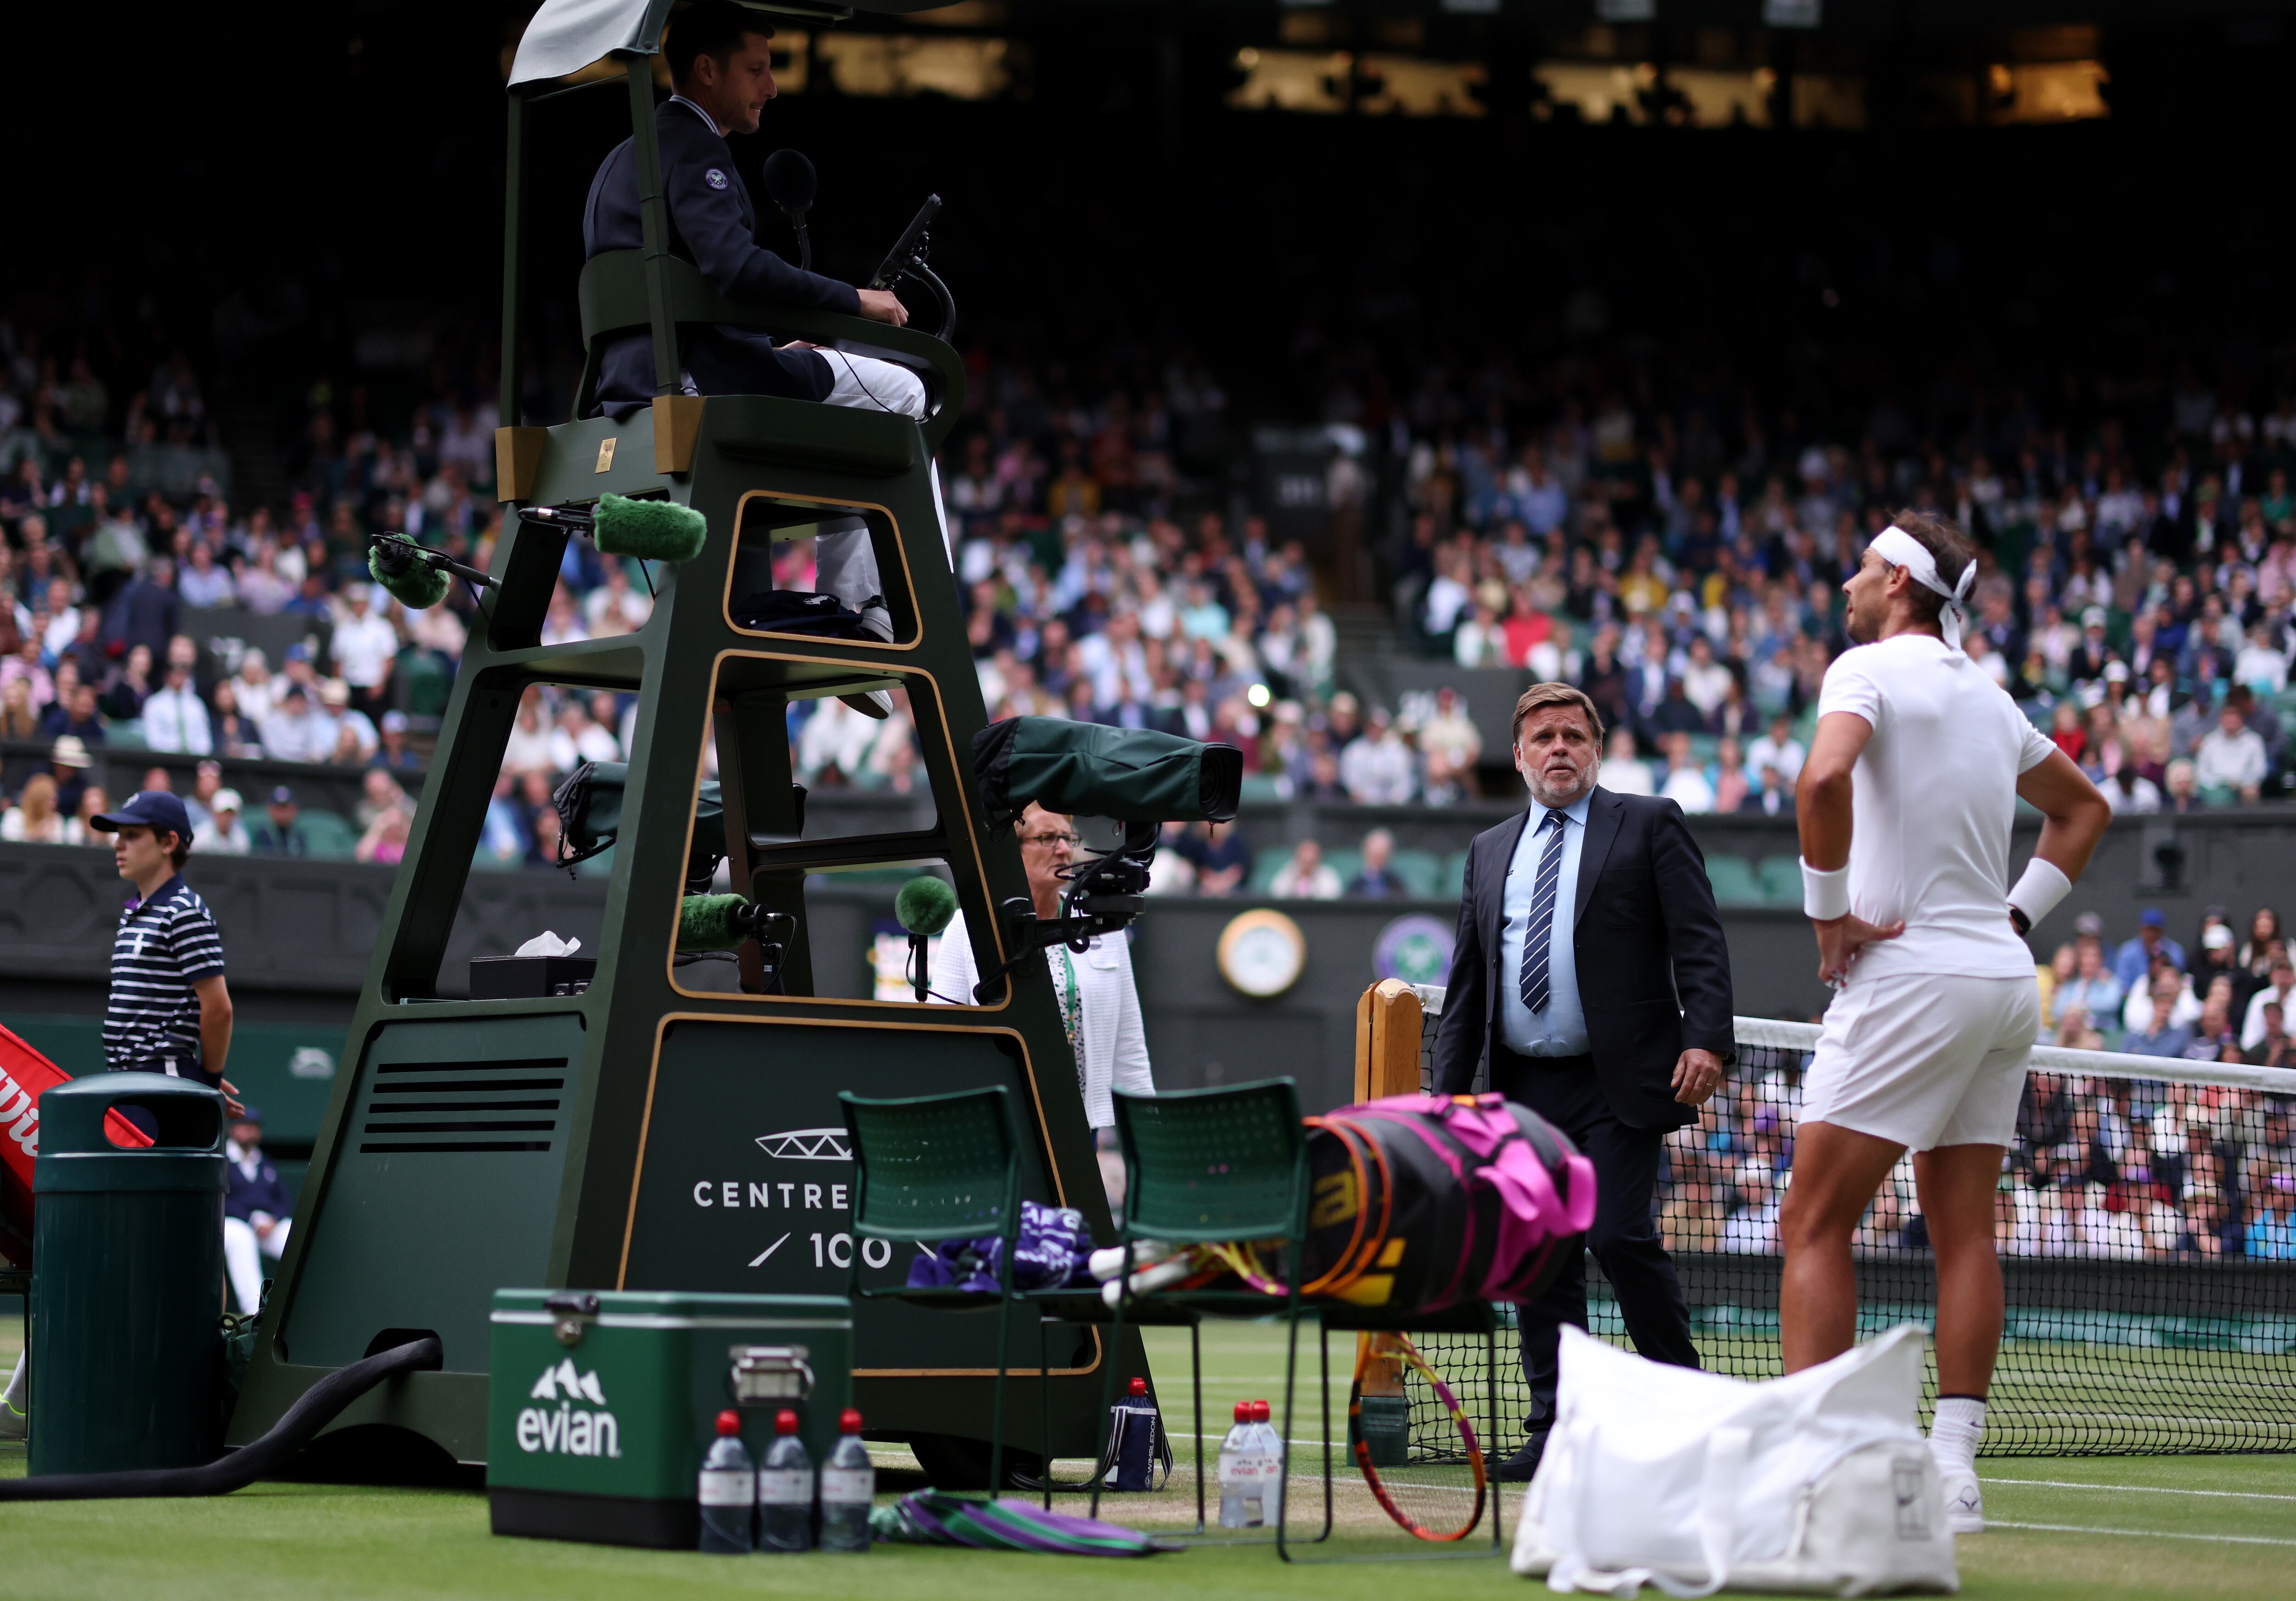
[0,1404,25,1443]
[1937,1464,1983,1534]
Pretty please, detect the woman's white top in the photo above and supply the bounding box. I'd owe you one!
[930,909,1154,1129]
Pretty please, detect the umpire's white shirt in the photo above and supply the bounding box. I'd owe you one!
[930,910,1154,1129]
[1816,633,2056,981]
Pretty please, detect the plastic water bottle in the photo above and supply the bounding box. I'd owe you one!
[757,1407,816,1553]
[698,1409,756,1554]
[1216,1401,1256,1527]
[1251,1400,1284,1528]
[818,1407,875,1552]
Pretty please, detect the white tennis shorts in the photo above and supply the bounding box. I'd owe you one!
[1800,972,2042,1151]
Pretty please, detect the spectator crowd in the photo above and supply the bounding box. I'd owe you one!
[1393,382,2296,820]
[4,309,2294,1259]
[10,305,2296,880]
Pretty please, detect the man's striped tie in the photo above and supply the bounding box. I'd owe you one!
[1519,809,1569,1016]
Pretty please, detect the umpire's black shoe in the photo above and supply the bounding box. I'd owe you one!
[1490,1429,1549,1483]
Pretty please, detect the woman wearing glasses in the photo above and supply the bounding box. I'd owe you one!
[932,805,1155,1188]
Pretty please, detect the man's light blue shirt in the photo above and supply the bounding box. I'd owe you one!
[1499,790,1593,1056]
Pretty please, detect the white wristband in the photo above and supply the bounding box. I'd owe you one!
[2007,857,2073,930]
[1801,859,1851,921]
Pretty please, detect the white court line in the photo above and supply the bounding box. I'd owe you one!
[1984,1477,2296,1502]
[1987,1519,2296,1548]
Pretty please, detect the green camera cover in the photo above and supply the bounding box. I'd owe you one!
[970,717,1241,831]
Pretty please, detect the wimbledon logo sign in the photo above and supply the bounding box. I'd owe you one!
[516,1359,621,1458]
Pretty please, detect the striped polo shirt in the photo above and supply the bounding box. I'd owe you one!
[103,874,227,1073]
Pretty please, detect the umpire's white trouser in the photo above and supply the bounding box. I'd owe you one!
[224,1215,291,1316]
[813,351,952,618]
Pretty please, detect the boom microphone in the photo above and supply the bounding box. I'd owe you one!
[592,494,708,563]
[895,875,958,937]
[895,874,959,1003]
[368,537,449,611]
[679,893,788,952]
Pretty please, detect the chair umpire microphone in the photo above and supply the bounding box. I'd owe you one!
[1428,681,1735,1481]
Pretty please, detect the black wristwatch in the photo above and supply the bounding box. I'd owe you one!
[2008,904,2032,937]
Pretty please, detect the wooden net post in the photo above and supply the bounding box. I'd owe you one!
[1353,977,1424,1104]
[1351,978,1424,1396]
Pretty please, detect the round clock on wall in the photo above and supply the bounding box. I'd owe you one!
[1216,909,1307,998]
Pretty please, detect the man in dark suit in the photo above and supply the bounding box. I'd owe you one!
[583,1,928,719]
[1430,681,1735,1479]
[582,0,910,415]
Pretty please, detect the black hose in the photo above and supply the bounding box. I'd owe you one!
[0,1335,444,1500]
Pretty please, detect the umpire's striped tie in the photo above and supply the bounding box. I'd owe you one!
[1519,808,1570,1016]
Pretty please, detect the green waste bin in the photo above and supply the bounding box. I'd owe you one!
[487,1289,854,1549]
[29,1072,228,1477]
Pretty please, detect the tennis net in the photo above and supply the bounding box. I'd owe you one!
[1394,987,2296,1459]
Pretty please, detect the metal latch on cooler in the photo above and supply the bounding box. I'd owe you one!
[544,1292,601,1347]
[731,1344,814,1404]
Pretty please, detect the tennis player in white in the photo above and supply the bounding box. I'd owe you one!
[1781,511,2110,1534]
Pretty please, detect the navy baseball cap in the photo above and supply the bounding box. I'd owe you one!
[2141,908,2167,927]
[90,791,194,842]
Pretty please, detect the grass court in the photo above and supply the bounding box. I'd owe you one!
[4,1320,2292,1599]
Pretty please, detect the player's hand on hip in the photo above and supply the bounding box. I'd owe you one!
[857,289,909,326]
[1812,914,1905,988]
[1671,1047,1725,1106]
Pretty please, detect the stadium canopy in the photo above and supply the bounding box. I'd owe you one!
[508,0,959,88]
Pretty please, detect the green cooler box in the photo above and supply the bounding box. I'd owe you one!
[488,1289,854,1548]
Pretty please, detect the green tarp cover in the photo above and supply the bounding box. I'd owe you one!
[970,718,1240,830]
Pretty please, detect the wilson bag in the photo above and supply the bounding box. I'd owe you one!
[1299,1092,1596,1316]
[1513,1324,1958,1598]
[0,1024,152,1266]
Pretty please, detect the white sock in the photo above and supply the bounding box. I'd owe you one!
[3,1350,24,1411]
[1929,1395,1985,1472]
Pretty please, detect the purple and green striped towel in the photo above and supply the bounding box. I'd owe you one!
[870,1490,1176,1556]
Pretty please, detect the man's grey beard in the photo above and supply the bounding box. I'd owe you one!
[1526,759,1598,809]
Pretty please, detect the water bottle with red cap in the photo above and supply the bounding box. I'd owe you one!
[697,1409,755,1554]
[757,1406,816,1552]
[1249,1399,1284,1528]
[1216,1399,1255,1527]
[818,1407,875,1552]
[1106,1374,1161,1491]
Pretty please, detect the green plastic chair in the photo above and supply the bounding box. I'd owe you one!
[1440,848,1471,897]
[1390,848,1444,898]
[296,809,360,859]
[1092,1079,1330,1549]
[1249,846,1292,893]
[1756,854,1805,906]
[1705,855,1763,906]
[1103,1080,1501,1560]
[840,1085,1026,1497]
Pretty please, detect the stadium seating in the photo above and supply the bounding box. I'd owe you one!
[1704,855,1763,906]
[1756,855,1804,907]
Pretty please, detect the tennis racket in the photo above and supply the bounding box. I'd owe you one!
[1350,1332,1486,1541]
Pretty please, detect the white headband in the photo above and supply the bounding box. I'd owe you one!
[1869,525,1975,650]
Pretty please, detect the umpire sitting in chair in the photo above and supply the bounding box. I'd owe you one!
[584,0,945,706]
[223,1107,294,1317]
